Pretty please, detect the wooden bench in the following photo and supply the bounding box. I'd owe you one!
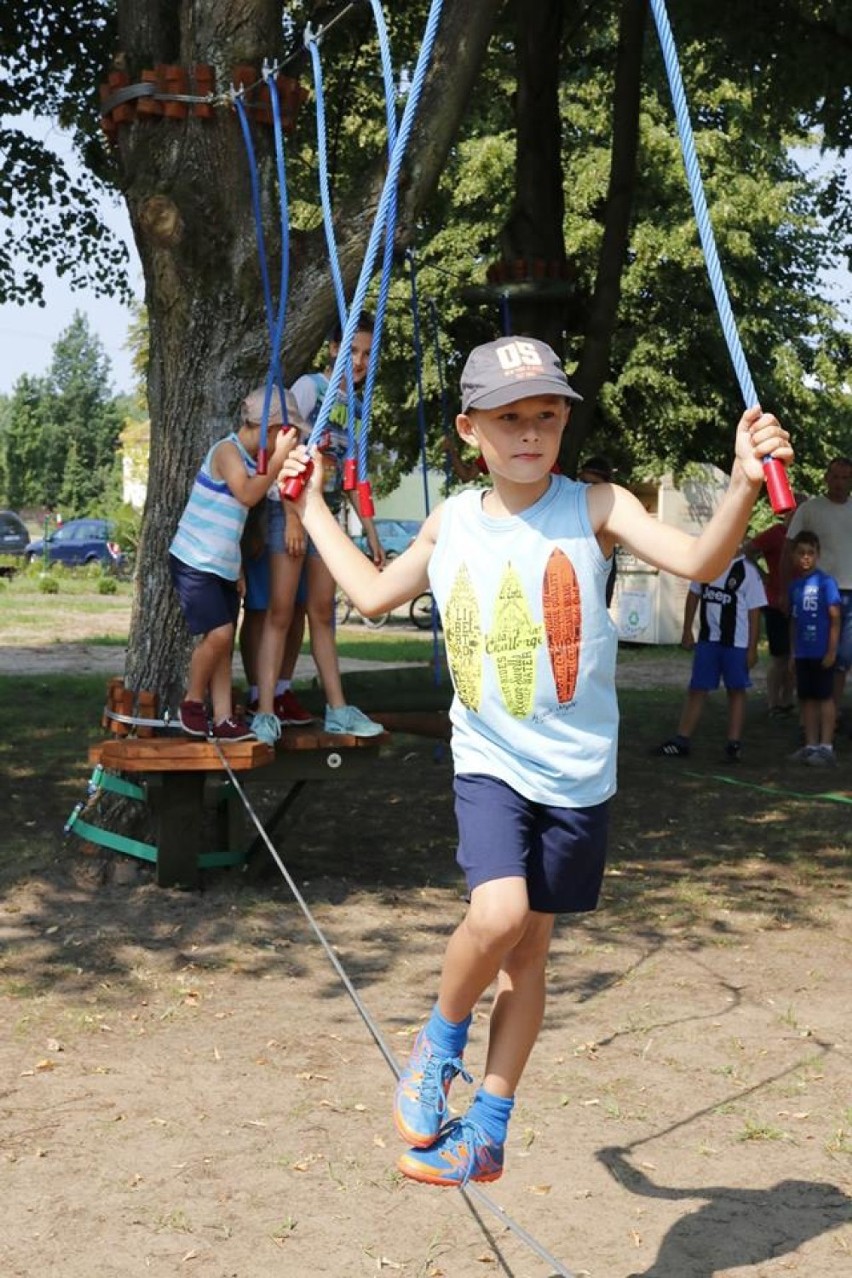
[86,723,391,889]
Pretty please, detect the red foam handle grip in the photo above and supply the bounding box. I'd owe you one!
[357,480,375,518]
[256,447,268,477]
[280,457,313,502]
[343,458,357,490]
[763,456,795,514]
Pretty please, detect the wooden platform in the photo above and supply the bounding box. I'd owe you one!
[84,723,391,889]
[88,722,390,773]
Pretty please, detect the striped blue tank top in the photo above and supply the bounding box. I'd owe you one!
[169,433,256,581]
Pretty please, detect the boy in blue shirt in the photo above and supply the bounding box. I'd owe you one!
[788,530,842,767]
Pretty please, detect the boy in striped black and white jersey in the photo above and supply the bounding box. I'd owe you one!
[655,552,766,760]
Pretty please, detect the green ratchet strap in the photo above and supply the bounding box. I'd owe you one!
[685,769,852,806]
[65,765,245,868]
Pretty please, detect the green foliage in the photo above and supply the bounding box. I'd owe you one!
[0,313,123,514]
[0,1,130,304]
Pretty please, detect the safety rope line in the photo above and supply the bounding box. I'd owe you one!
[211,740,578,1278]
[649,0,793,512]
[234,74,290,471]
[407,251,432,519]
[304,0,399,505]
[302,0,443,467]
[355,0,399,496]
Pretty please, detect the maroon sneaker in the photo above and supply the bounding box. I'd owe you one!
[178,699,209,737]
[273,690,316,725]
[211,716,256,742]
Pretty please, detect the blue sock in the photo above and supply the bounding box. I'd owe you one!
[426,1005,471,1055]
[467,1087,514,1144]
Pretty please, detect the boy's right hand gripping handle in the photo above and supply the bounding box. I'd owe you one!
[763,456,795,514]
[280,458,314,503]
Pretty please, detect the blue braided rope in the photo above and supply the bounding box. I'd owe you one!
[263,68,291,429]
[234,90,290,460]
[305,0,444,455]
[649,0,757,406]
[426,295,454,498]
[305,33,356,446]
[356,0,399,486]
[407,251,431,516]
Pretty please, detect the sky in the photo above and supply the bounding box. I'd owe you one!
[0,120,142,399]
[0,131,848,402]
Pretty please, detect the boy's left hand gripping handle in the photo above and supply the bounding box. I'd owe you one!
[280,458,314,502]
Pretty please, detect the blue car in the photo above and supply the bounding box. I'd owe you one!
[354,518,421,559]
[25,518,125,571]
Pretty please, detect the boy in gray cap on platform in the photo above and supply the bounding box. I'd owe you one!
[280,335,793,1186]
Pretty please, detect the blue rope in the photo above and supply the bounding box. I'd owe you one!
[304,0,445,458]
[426,296,454,498]
[649,0,757,405]
[305,33,357,443]
[407,251,432,517]
[356,0,399,489]
[650,0,794,512]
[234,86,290,464]
[499,291,512,337]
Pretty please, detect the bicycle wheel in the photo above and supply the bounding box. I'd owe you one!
[410,591,441,630]
[334,590,353,626]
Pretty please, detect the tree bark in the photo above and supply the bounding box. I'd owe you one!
[562,0,647,473]
[112,0,497,707]
[499,0,567,346]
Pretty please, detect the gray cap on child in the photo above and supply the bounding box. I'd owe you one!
[241,385,306,430]
[460,337,583,413]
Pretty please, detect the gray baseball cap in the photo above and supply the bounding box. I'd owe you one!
[460,337,582,413]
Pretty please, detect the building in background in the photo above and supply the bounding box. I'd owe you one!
[611,465,729,645]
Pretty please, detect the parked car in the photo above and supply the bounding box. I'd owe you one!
[354,517,421,559]
[0,510,31,558]
[25,518,125,571]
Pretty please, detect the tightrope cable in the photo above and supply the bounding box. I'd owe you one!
[211,741,578,1278]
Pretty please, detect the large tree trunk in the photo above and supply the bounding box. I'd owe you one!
[498,0,567,348]
[562,0,647,473]
[113,0,497,708]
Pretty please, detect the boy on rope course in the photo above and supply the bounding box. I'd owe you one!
[169,386,298,741]
[279,335,793,1187]
[251,315,386,747]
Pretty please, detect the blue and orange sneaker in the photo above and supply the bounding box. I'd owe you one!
[394,1026,472,1147]
[397,1116,504,1187]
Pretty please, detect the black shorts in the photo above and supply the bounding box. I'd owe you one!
[763,606,790,658]
[795,658,834,702]
[453,773,609,915]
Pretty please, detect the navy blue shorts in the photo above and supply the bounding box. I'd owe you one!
[689,641,751,691]
[169,555,240,636]
[795,657,834,702]
[243,548,270,611]
[453,773,609,915]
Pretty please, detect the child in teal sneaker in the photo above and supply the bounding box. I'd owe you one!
[280,336,793,1186]
[170,386,297,743]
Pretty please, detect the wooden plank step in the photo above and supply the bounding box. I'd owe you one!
[88,723,391,773]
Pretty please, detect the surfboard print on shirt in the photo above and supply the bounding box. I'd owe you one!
[484,563,544,718]
[443,562,484,711]
[542,547,582,703]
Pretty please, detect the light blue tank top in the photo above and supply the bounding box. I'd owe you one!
[169,433,256,581]
[429,477,618,808]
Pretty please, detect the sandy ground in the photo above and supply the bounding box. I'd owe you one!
[1,637,849,1277]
